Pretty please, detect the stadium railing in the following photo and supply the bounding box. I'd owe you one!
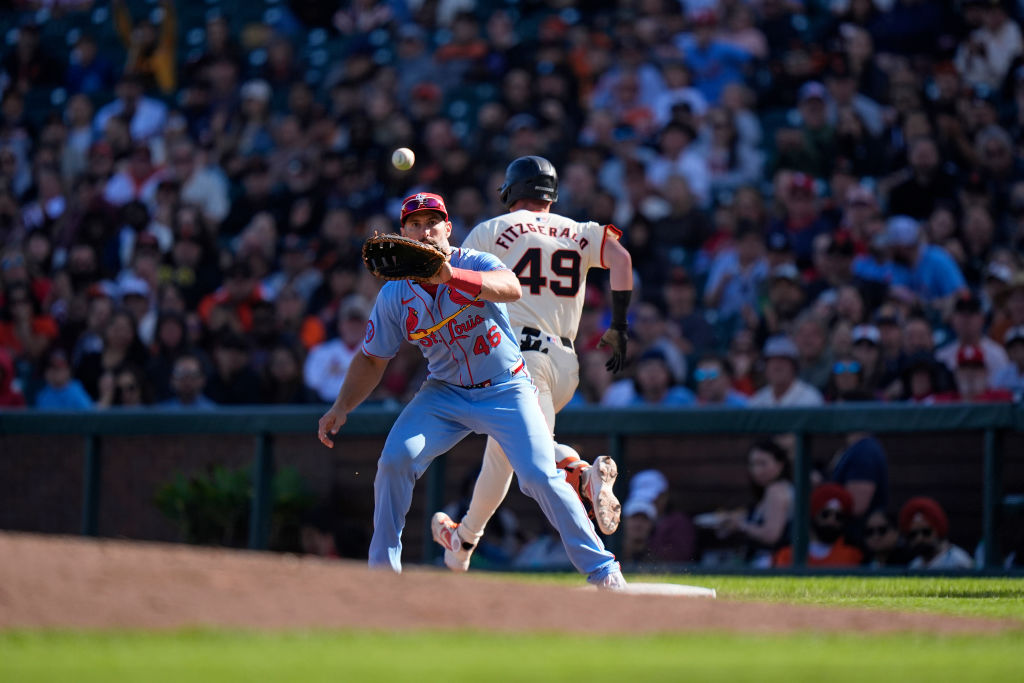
[1,403,1021,571]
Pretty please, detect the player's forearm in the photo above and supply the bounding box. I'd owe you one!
[332,351,389,413]
[446,267,521,303]
[605,239,633,292]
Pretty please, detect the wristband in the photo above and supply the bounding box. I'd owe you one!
[610,289,631,330]
[447,268,483,298]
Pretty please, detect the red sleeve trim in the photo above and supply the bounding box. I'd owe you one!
[600,224,622,269]
[360,347,395,360]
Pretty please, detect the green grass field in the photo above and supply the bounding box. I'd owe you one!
[2,575,1022,683]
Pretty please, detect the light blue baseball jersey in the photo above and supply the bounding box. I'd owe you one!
[361,248,522,387]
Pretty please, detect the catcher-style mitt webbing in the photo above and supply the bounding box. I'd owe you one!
[362,233,447,281]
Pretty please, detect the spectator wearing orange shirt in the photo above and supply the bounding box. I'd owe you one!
[198,262,268,333]
[774,483,863,567]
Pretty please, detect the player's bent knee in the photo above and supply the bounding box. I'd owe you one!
[515,467,558,497]
[377,443,416,476]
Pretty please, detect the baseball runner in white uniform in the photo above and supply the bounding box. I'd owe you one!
[430,156,634,572]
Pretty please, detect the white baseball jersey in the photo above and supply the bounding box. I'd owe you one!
[461,209,621,341]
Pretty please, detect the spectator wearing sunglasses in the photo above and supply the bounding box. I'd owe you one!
[774,483,863,567]
[899,497,973,570]
[861,509,911,568]
[693,355,748,406]
[823,357,870,402]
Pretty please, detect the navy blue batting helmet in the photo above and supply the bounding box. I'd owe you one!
[499,156,558,208]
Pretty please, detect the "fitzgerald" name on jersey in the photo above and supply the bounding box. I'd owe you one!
[495,223,590,250]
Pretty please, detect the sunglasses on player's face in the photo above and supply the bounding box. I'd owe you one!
[402,195,445,216]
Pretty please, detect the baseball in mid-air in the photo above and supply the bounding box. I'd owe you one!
[392,147,415,171]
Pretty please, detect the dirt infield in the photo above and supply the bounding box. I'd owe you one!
[0,532,1011,634]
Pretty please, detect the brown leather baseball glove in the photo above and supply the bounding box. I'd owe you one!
[361,233,447,281]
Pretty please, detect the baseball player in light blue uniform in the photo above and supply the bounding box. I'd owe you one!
[318,192,622,587]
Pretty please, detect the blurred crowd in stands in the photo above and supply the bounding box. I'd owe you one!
[2,0,1024,411]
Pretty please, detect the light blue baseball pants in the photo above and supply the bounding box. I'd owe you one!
[368,375,619,583]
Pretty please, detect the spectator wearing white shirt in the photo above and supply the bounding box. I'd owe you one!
[935,292,1010,384]
[92,72,168,142]
[899,496,974,570]
[993,325,1024,396]
[645,121,711,207]
[954,0,1023,89]
[749,336,825,407]
[303,295,370,403]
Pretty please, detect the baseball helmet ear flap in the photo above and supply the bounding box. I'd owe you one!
[499,155,559,208]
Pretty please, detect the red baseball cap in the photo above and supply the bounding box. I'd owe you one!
[400,192,448,225]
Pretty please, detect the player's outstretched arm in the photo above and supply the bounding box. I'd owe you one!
[317,351,390,448]
[420,263,522,303]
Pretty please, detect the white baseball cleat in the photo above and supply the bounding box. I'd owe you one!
[581,455,621,535]
[595,569,627,591]
[430,512,475,572]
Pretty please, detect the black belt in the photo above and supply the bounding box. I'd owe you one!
[520,327,574,352]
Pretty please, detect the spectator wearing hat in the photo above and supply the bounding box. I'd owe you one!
[767,171,834,271]
[859,215,968,308]
[899,497,974,569]
[850,324,886,396]
[774,483,863,567]
[621,469,696,565]
[823,53,884,138]
[749,263,807,346]
[792,313,833,392]
[703,223,769,325]
[651,175,713,257]
[992,325,1024,396]
[103,144,162,208]
[749,335,824,407]
[662,269,716,357]
[838,185,881,252]
[603,347,696,407]
[692,355,748,406]
[645,124,711,208]
[806,233,858,304]
[302,295,372,404]
[775,83,837,180]
[950,343,1014,402]
[764,230,795,272]
[936,292,1010,383]
[711,439,793,567]
[34,349,93,410]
